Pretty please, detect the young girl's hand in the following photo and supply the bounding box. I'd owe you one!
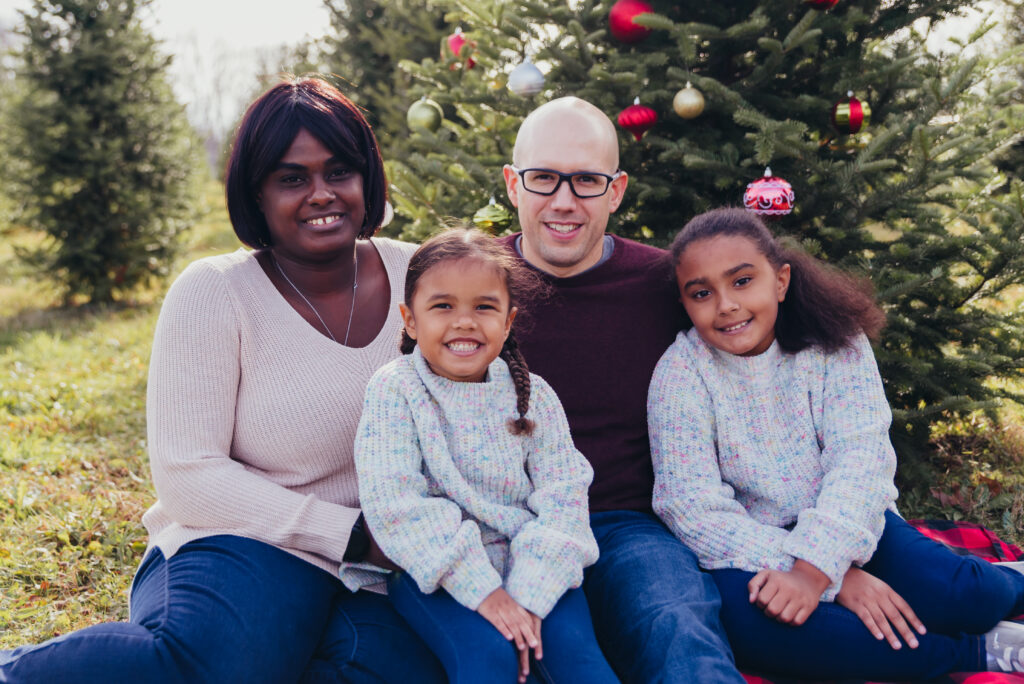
[837,567,926,650]
[477,588,542,682]
[748,559,830,625]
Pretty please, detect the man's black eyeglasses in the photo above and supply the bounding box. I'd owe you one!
[511,166,622,198]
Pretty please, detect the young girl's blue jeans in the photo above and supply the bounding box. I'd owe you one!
[0,535,445,683]
[713,511,1024,680]
[388,570,620,683]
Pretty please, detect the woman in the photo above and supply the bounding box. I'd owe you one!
[0,78,445,683]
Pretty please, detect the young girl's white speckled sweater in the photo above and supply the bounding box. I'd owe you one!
[648,328,898,600]
[346,346,598,618]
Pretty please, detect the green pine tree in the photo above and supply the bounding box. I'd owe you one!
[995,0,1024,182]
[321,0,449,235]
[388,0,1024,491]
[8,0,201,304]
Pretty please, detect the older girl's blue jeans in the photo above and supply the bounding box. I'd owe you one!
[0,535,445,683]
[713,511,1024,681]
[388,570,619,683]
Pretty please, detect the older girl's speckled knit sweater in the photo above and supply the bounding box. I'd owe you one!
[648,328,898,600]
[346,347,598,618]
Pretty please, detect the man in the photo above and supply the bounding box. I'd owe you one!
[499,96,745,683]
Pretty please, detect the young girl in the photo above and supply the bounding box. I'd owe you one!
[344,228,619,684]
[648,207,1024,680]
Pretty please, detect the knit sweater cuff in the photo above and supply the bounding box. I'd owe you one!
[782,525,851,597]
[439,551,503,611]
[505,555,573,618]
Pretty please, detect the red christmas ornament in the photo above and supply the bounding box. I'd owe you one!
[743,167,795,217]
[831,91,871,134]
[445,27,475,69]
[617,97,657,141]
[804,0,839,8]
[609,0,654,43]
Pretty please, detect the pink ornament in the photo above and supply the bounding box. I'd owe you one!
[743,168,795,217]
[617,97,657,141]
[445,27,475,69]
[609,0,654,43]
[804,0,839,8]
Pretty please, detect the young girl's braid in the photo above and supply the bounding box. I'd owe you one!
[500,332,534,436]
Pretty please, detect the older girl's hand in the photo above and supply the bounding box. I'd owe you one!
[477,588,542,683]
[748,559,830,626]
[837,567,926,650]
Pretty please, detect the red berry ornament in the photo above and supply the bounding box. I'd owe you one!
[617,97,657,141]
[831,91,871,134]
[609,0,654,43]
[743,168,795,217]
[805,0,839,8]
[445,27,475,69]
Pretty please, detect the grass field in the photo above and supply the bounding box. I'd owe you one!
[0,183,237,647]
[1,181,1022,649]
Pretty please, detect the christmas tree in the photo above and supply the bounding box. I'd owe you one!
[321,0,449,234]
[7,0,201,304]
[387,0,1024,488]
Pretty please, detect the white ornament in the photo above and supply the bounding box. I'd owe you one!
[508,59,545,97]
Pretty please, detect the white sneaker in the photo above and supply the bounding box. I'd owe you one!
[995,560,1024,575]
[987,621,1024,672]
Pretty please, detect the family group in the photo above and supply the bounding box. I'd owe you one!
[2,78,1023,683]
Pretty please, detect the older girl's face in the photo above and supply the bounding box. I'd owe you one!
[258,128,365,261]
[675,235,790,357]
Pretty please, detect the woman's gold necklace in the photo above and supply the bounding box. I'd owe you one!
[273,249,359,345]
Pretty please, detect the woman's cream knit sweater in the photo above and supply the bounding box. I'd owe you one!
[142,239,415,577]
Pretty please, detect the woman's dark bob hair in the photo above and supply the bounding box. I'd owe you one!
[225,77,387,248]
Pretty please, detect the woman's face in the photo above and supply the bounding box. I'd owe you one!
[257,128,365,261]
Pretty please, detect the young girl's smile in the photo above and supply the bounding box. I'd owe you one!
[676,235,790,357]
[400,257,517,383]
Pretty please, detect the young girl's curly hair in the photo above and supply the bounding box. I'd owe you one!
[670,207,885,353]
[401,227,546,435]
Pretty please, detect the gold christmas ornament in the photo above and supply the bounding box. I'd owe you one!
[673,82,705,119]
[406,97,443,133]
[472,197,513,232]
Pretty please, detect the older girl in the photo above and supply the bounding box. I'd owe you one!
[649,207,1024,680]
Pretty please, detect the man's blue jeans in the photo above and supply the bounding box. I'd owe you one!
[0,535,445,683]
[713,511,1024,681]
[388,571,619,683]
[583,510,745,683]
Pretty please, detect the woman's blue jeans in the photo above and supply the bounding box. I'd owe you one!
[713,511,1024,681]
[0,535,445,683]
[388,571,619,683]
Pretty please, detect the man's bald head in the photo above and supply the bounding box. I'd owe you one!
[512,97,619,171]
[503,96,628,277]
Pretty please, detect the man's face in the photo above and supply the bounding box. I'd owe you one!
[504,111,627,278]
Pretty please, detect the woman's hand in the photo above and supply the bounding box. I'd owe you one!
[477,588,542,683]
[748,559,830,626]
[837,567,926,650]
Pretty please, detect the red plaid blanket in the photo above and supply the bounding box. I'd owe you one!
[738,519,1024,684]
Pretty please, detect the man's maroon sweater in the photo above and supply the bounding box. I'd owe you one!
[499,234,685,513]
